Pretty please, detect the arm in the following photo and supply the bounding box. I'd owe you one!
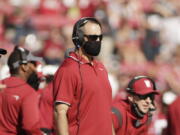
[53,65,77,135]
[112,123,116,135]
[0,84,6,90]
[112,107,123,131]
[55,103,69,135]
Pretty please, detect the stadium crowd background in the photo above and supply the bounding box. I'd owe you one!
[0,0,180,134]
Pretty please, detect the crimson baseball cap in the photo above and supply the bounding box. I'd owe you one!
[126,78,159,95]
[0,48,7,55]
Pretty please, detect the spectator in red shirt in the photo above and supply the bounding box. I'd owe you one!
[0,83,6,90]
[53,17,114,135]
[165,96,180,135]
[0,46,43,135]
[42,28,65,65]
[38,0,63,15]
[112,76,159,135]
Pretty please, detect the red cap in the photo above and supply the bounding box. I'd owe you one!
[127,78,159,95]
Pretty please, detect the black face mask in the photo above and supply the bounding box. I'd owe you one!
[27,72,40,91]
[82,41,101,56]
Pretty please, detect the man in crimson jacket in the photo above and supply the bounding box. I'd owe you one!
[0,46,43,135]
[53,17,114,135]
[112,76,159,135]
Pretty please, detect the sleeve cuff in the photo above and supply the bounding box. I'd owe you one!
[55,100,71,106]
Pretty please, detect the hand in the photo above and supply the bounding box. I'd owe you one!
[0,84,6,90]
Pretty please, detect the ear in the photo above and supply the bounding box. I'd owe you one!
[128,95,134,102]
[20,64,29,72]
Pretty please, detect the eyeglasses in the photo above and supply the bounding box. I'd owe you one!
[135,94,155,101]
[84,34,103,41]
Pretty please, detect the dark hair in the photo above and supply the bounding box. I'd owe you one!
[8,50,21,75]
[45,74,54,84]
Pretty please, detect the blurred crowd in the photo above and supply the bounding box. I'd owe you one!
[0,0,180,134]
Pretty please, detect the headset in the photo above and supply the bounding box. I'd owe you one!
[15,46,28,64]
[72,17,102,48]
[126,75,157,93]
[10,46,29,69]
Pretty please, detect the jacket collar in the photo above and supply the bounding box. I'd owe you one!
[68,52,98,66]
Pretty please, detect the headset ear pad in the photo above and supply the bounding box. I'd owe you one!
[76,28,84,46]
[126,79,135,92]
[72,19,86,48]
[72,22,80,47]
[14,47,27,63]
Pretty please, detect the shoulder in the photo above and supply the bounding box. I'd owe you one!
[57,58,79,73]
[94,60,109,75]
[112,100,127,128]
[23,84,39,97]
[113,100,128,111]
[171,97,180,106]
[1,77,39,102]
[53,58,80,86]
[2,77,37,94]
[112,100,129,121]
[95,60,106,68]
[168,97,180,112]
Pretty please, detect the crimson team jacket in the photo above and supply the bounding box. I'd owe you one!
[0,76,41,135]
[112,99,151,135]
